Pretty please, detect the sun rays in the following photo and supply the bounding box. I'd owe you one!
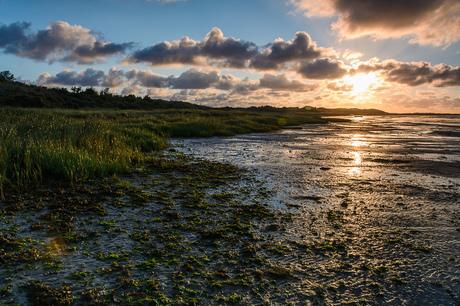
[343,72,378,95]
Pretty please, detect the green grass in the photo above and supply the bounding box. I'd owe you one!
[0,107,343,192]
[0,108,149,192]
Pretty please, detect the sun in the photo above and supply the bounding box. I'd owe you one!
[343,73,377,94]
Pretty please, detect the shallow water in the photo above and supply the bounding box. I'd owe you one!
[2,115,459,305]
[172,115,460,305]
[172,115,460,210]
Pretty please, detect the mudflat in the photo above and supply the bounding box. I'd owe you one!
[1,115,459,305]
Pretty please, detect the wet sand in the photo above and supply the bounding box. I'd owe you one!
[1,115,459,305]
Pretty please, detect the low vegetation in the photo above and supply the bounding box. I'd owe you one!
[0,107,346,193]
[0,71,358,192]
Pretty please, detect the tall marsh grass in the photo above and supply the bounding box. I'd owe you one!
[0,107,339,192]
[0,108,165,192]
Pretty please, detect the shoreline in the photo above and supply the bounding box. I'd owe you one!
[1,149,459,305]
[1,114,460,305]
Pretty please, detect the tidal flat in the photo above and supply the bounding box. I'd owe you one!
[1,114,459,305]
[172,115,460,305]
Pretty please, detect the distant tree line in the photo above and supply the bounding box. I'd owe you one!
[0,70,388,115]
[0,72,209,110]
[0,71,15,82]
[219,105,388,115]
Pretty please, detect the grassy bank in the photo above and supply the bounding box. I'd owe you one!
[0,107,344,192]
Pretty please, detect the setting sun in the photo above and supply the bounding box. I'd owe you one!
[343,73,377,94]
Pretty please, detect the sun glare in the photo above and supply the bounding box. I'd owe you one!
[344,73,377,94]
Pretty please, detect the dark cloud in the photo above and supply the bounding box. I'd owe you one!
[37,67,127,88]
[127,68,220,89]
[333,0,442,31]
[355,60,460,87]
[101,67,126,88]
[291,0,460,46]
[249,32,322,70]
[125,27,257,68]
[201,28,258,68]
[121,84,143,96]
[167,68,220,89]
[382,61,433,87]
[259,73,318,92]
[231,78,259,95]
[0,21,132,64]
[37,66,326,97]
[127,69,168,88]
[68,41,133,64]
[214,74,239,91]
[126,37,200,66]
[431,64,460,87]
[297,58,348,79]
[0,22,30,49]
[37,69,105,87]
[126,28,325,70]
[128,68,260,92]
[326,81,353,91]
[131,68,262,94]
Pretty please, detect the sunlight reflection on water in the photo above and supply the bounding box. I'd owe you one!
[347,166,362,176]
[352,152,362,165]
[169,115,460,304]
[348,134,368,147]
[172,115,460,209]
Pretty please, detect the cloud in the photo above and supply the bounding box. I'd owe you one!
[37,69,105,86]
[416,90,437,97]
[259,73,318,91]
[125,28,326,71]
[101,67,126,88]
[33,65,460,112]
[249,31,322,70]
[169,69,220,89]
[125,27,257,68]
[290,0,460,46]
[121,84,143,96]
[201,28,259,68]
[380,94,460,112]
[124,37,201,66]
[0,22,30,49]
[354,59,460,87]
[127,69,168,88]
[326,81,353,92]
[129,67,260,93]
[296,58,348,79]
[37,67,323,100]
[126,68,220,89]
[342,49,363,60]
[0,21,133,64]
[231,78,260,95]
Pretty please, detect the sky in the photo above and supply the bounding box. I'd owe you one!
[0,0,459,113]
